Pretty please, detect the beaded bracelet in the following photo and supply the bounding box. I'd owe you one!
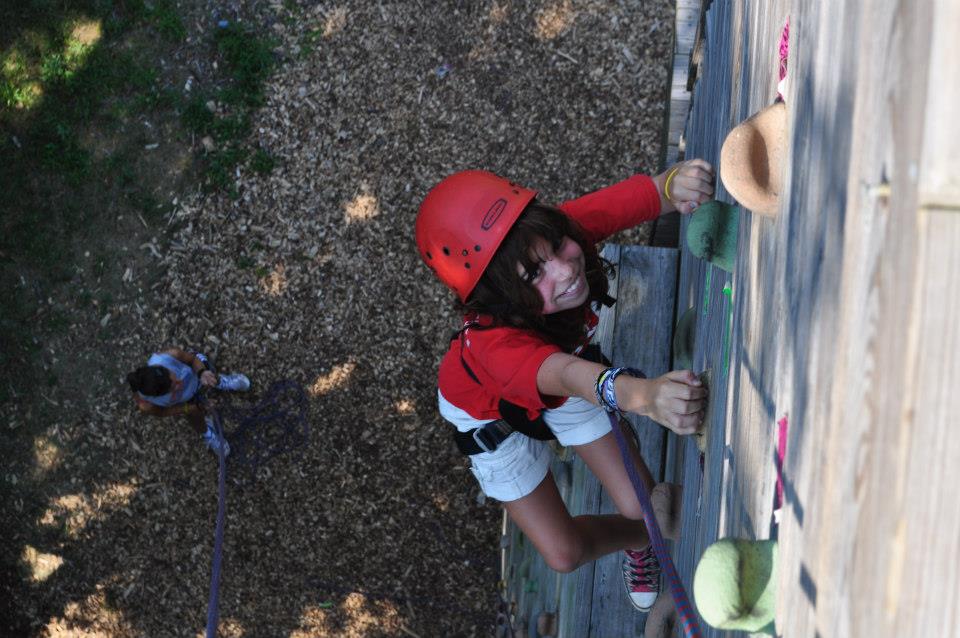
[594,368,615,410]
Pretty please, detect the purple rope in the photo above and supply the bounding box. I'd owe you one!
[205,409,228,638]
[606,411,702,637]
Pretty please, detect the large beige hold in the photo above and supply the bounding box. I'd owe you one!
[719,101,787,216]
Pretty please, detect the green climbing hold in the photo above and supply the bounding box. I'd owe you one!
[673,307,697,371]
[693,538,777,634]
[686,201,740,273]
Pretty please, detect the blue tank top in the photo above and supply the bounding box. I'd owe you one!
[139,353,199,407]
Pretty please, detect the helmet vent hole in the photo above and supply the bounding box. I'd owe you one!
[474,244,481,251]
[461,249,468,256]
[426,251,433,260]
[512,189,520,195]
[464,262,471,269]
[442,246,450,256]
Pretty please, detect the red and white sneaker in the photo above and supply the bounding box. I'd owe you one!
[622,546,661,611]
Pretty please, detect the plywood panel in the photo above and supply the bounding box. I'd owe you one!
[587,244,678,637]
[669,2,789,637]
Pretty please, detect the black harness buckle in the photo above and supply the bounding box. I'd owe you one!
[471,420,513,453]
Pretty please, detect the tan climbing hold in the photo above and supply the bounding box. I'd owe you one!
[719,101,787,217]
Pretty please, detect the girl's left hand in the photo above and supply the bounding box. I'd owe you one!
[200,370,217,387]
[658,159,715,214]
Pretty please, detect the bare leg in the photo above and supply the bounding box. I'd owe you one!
[504,472,649,573]
[574,418,654,522]
[575,419,682,542]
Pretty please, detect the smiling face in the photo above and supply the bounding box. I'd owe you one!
[518,235,589,314]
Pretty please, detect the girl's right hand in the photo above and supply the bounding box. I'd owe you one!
[635,370,707,435]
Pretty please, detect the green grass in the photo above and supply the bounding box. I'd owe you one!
[299,28,325,58]
[215,23,275,107]
[146,0,187,42]
[0,2,279,421]
[250,148,275,174]
[174,24,276,193]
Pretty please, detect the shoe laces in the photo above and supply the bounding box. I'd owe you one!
[623,546,660,592]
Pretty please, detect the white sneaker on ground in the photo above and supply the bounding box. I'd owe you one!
[217,373,250,392]
[202,420,230,457]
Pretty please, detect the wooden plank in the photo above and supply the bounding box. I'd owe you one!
[555,244,623,638]
[668,2,788,637]
[671,53,690,98]
[669,3,741,636]
[675,5,701,53]
[667,99,690,147]
[892,209,960,637]
[773,0,960,636]
[605,245,678,486]
[587,245,678,637]
[715,0,787,547]
[770,0,882,635]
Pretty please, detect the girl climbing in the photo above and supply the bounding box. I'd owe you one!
[415,161,713,611]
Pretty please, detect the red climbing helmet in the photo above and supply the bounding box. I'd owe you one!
[416,170,538,301]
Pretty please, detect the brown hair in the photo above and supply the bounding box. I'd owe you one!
[457,202,613,351]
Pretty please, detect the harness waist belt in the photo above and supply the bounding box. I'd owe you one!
[454,420,513,455]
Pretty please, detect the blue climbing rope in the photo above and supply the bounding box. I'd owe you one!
[205,408,228,638]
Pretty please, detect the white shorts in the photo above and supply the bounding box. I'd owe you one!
[466,397,612,502]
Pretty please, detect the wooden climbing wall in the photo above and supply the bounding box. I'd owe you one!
[669,0,960,636]
[666,3,790,637]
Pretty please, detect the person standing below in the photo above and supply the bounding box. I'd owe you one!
[126,347,250,456]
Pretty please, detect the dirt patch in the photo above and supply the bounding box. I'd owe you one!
[3,1,674,636]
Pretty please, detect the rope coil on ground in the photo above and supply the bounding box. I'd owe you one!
[220,380,310,486]
[201,380,310,637]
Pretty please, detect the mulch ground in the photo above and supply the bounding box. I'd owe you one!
[9,1,673,635]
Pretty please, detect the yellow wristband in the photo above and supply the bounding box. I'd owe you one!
[183,404,190,415]
[664,166,681,202]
